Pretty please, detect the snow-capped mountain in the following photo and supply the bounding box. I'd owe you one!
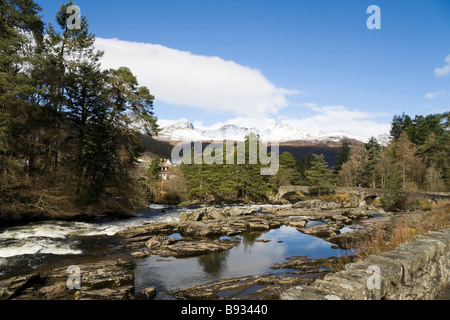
[156,119,366,142]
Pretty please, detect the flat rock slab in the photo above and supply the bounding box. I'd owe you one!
[0,258,134,300]
[145,236,238,258]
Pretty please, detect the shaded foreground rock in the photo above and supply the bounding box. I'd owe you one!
[0,258,134,300]
[136,287,156,300]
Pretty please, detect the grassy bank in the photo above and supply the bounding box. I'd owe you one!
[328,201,450,271]
[355,201,450,260]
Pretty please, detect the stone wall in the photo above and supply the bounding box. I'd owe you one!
[281,229,450,300]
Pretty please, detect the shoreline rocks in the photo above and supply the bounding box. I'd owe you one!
[0,201,402,300]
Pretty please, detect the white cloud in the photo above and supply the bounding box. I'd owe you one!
[95,38,299,118]
[425,91,446,99]
[434,54,450,77]
[279,105,390,139]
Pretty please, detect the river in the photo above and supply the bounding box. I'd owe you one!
[0,204,351,299]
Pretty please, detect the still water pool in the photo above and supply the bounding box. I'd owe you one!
[134,226,351,299]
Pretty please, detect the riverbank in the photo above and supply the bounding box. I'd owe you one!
[1,200,448,300]
[282,228,450,300]
[0,203,139,229]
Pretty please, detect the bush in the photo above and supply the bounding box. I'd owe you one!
[318,193,351,204]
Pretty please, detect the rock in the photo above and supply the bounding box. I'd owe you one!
[342,209,374,220]
[116,222,176,240]
[172,270,322,300]
[37,283,68,300]
[153,240,237,258]
[179,206,258,222]
[289,219,307,228]
[178,222,224,237]
[0,273,41,300]
[281,285,330,300]
[268,219,283,229]
[247,220,270,231]
[131,251,151,259]
[299,224,337,238]
[137,287,156,300]
[292,200,340,210]
[0,257,136,300]
[78,287,133,300]
[179,209,205,222]
[145,236,179,249]
[261,205,292,214]
[282,229,450,300]
[271,256,345,273]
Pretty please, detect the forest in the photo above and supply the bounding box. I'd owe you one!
[1,1,449,223]
[0,0,158,222]
[151,111,449,209]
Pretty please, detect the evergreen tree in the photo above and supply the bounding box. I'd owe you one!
[380,166,404,211]
[334,141,351,175]
[181,153,239,207]
[364,137,381,188]
[297,152,314,183]
[305,154,334,196]
[272,151,301,187]
[0,0,44,185]
[0,0,162,219]
[105,66,158,135]
[234,135,270,202]
[148,157,161,181]
[390,113,413,141]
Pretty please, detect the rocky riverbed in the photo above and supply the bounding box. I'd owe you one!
[0,200,403,300]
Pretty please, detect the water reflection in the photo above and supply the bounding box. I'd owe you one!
[134,226,351,299]
[197,251,229,277]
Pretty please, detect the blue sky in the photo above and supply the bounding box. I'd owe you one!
[36,0,450,138]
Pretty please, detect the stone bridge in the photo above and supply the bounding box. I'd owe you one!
[277,186,450,205]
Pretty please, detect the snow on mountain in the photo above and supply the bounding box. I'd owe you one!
[155,119,366,142]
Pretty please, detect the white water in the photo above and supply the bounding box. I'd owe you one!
[0,204,188,259]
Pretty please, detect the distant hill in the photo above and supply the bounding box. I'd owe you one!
[275,141,345,167]
[138,134,174,159]
[139,135,351,167]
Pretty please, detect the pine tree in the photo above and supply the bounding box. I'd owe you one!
[105,67,158,135]
[305,154,334,196]
[148,157,161,181]
[390,113,413,141]
[333,141,350,175]
[364,137,381,188]
[0,0,44,183]
[272,151,301,187]
[234,135,270,202]
[297,152,314,183]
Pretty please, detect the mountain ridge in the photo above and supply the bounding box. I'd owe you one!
[155,119,366,143]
